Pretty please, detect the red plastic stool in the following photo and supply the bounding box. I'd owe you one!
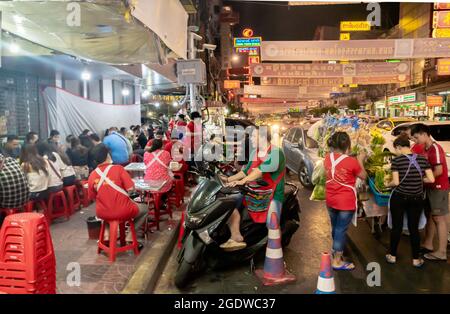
[77,180,92,208]
[145,191,172,232]
[24,200,47,213]
[63,185,81,214]
[45,191,70,224]
[0,208,21,216]
[97,219,139,262]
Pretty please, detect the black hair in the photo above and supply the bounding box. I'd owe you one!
[155,129,164,136]
[120,127,127,134]
[327,131,351,153]
[410,123,431,136]
[92,144,110,164]
[36,142,57,162]
[50,130,60,137]
[89,133,101,142]
[178,114,185,120]
[150,138,163,153]
[81,129,90,136]
[20,144,49,176]
[26,132,38,143]
[393,134,410,148]
[6,134,19,142]
[66,134,75,143]
[190,111,201,120]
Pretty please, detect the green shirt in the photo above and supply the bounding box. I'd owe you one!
[243,146,286,203]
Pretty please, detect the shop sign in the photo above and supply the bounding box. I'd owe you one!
[236,47,259,56]
[388,93,416,105]
[224,80,241,89]
[435,3,450,10]
[248,56,260,64]
[261,75,410,86]
[433,11,450,29]
[432,28,450,38]
[234,37,262,48]
[261,38,450,61]
[251,61,411,78]
[340,33,350,40]
[242,28,254,38]
[437,58,450,75]
[340,21,371,32]
[427,95,444,107]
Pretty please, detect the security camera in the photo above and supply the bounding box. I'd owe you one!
[203,44,217,51]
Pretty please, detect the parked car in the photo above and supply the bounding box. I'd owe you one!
[382,121,450,177]
[370,117,416,134]
[282,126,321,188]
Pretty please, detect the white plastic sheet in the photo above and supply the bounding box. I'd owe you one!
[42,86,141,141]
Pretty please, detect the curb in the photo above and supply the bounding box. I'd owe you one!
[121,220,181,294]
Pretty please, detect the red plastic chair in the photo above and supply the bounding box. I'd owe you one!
[145,191,173,232]
[77,180,92,208]
[45,191,70,224]
[63,185,81,214]
[97,219,139,262]
[0,208,21,216]
[24,200,47,213]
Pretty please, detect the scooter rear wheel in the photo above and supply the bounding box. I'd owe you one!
[174,259,195,289]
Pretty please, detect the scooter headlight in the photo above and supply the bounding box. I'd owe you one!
[198,229,212,244]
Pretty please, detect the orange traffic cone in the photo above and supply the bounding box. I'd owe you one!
[255,211,296,286]
[177,210,185,249]
[315,252,336,294]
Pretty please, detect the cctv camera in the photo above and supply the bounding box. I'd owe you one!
[203,44,217,51]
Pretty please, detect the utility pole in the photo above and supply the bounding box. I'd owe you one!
[188,30,203,114]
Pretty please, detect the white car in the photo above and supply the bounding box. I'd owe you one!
[382,121,450,177]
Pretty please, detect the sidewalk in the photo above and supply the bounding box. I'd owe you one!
[51,202,182,294]
[347,217,450,293]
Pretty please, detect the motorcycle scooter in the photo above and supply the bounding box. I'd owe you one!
[175,160,301,288]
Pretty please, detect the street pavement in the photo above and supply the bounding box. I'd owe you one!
[155,172,433,294]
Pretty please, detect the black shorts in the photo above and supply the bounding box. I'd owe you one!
[425,189,449,216]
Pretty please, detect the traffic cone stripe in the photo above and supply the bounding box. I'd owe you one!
[316,277,335,293]
[268,229,281,239]
[266,247,283,259]
[267,237,282,249]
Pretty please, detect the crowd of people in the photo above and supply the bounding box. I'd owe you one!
[323,123,448,269]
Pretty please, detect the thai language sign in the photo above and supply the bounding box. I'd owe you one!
[261,75,410,86]
[340,21,371,31]
[234,37,262,48]
[250,61,411,78]
[437,58,450,75]
[261,38,450,61]
[388,93,416,105]
[243,85,330,99]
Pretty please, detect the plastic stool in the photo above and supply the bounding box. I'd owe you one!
[24,200,47,213]
[97,219,139,262]
[77,180,92,208]
[45,191,70,224]
[145,191,172,232]
[63,185,81,214]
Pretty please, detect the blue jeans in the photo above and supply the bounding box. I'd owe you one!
[327,207,355,253]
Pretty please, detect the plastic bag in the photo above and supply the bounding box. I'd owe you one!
[310,183,326,201]
[311,160,325,186]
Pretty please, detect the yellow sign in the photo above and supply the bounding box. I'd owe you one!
[433,28,450,38]
[437,58,450,75]
[349,84,358,88]
[340,33,350,40]
[340,21,371,32]
[224,80,241,89]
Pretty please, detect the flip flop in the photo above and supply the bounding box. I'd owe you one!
[219,239,247,252]
[424,253,447,262]
[332,262,355,271]
[420,247,433,254]
[413,259,424,268]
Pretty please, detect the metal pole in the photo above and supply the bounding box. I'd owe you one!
[188,32,202,114]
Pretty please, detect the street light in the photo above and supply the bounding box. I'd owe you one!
[232,55,240,62]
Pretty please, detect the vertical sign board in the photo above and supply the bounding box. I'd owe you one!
[438,58,450,75]
[433,11,450,28]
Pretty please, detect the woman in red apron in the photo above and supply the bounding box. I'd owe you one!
[324,132,367,271]
[143,139,175,193]
[221,128,286,251]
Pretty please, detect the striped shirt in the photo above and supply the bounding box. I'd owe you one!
[391,154,431,195]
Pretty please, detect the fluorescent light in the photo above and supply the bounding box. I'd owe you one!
[9,42,20,54]
[13,15,24,24]
[81,71,91,81]
[142,90,150,97]
[154,102,160,108]
[122,89,130,96]
[173,101,179,107]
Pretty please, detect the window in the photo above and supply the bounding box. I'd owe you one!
[305,136,319,149]
[429,125,450,141]
[292,129,303,145]
[392,124,411,137]
[377,121,392,129]
[285,128,296,142]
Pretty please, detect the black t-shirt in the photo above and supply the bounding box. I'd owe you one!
[391,154,431,195]
[88,143,107,171]
[67,148,89,166]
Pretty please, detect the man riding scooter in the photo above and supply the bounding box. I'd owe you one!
[220,126,285,251]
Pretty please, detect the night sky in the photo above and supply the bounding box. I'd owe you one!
[223,1,400,40]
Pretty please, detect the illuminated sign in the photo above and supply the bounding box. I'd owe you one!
[427,95,444,107]
[437,58,450,75]
[388,93,416,105]
[433,11,450,28]
[224,80,241,89]
[236,47,259,56]
[248,56,260,64]
[340,33,350,40]
[433,28,450,38]
[434,3,450,10]
[242,28,254,38]
[234,37,262,48]
[340,21,371,32]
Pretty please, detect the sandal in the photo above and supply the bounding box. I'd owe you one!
[420,247,433,254]
[332,261,355,271]
[219,239,247,252]
[385,254,397,264]
[424,253,447,262]
[413,258,424,268]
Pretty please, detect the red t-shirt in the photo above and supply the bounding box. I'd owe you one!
[88,163,138,220]
[424,142,449,190]
[324,153,362,211]
[411,143,425,155]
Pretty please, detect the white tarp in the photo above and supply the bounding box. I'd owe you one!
[42,86,141,140]
[132,0,188,59]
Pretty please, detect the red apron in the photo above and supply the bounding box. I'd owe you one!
[244,145,285,223]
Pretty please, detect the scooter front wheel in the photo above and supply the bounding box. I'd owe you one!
[174,259,195,289]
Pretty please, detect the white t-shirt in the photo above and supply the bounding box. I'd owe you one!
[26,162,49,193]
[45,152,75,187]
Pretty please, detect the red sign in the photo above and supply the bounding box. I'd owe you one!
[433,11,450,28]
[248,56,260,64]
[427,95,444,107]
[242,28,254,38]
[434,3,450,10]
